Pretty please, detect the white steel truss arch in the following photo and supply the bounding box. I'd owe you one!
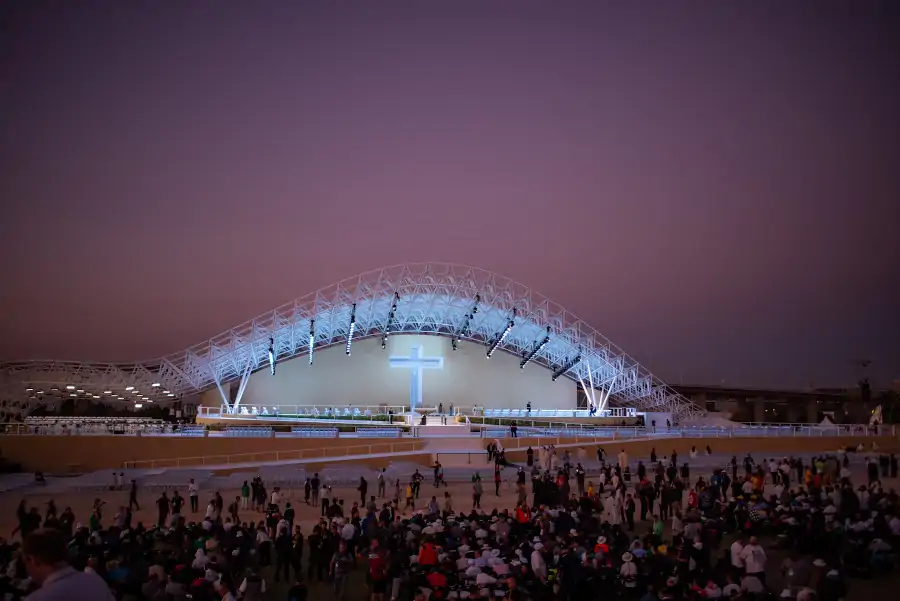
[0,263,704,418]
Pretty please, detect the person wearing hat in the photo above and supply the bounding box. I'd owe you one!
[620,552,637,590]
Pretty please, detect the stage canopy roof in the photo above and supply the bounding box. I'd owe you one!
[0,263,704,418]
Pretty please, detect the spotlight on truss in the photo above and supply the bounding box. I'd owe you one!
[382,292,400,350]
[552,352,582,381]
[487,308,516,358]
[453,294,481,350]
[345,303,357,356]
[267,338,276,376]
[520,326,551,369]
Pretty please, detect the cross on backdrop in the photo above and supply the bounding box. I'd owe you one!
[388,345,443,413]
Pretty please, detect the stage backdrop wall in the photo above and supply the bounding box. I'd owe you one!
[205,334,577,411]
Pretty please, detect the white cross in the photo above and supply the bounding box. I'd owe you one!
[389,346,443,412]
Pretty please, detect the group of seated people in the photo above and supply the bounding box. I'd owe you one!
[2,447,898,601]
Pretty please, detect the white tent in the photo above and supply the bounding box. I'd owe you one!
[819,415,835,426]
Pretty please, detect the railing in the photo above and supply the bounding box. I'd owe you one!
[474,407,638,418]
[180,426,206,437]
[478,423,894,439]
[199,404,408,419]
[120,439,425,470]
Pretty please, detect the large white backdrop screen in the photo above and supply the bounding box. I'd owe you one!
[234,335,576,410]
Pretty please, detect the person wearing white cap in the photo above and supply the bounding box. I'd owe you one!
[530,543,547,581]
[620,552,637,589]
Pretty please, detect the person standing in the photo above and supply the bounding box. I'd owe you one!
[188,478,199,512]
[128,479,140,511]
[274,526,293,583]
[473,477,483,509]
[329,541,353,601]
[740,536,767,585]
[358,477,368,504]
[625,493,636,531]
[155,492,169,528]
[306,526,324,583]
[310,473,320,505]
[320,485,331,517]
[291,526,305,579]
[377,469,386,497]
[241,480,250,509]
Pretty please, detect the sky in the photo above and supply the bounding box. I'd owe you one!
[1,1,899,391]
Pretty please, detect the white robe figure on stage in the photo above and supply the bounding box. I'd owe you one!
[604,494,620,525]
[618,450,628,471]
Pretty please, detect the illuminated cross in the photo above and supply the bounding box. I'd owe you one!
[389,346,444,412]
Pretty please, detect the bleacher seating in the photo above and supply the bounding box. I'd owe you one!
[355,428,401,438]
[224,426,273,437]
[289,427,338,437]
[179,425,207,437]
[23,416,171,435]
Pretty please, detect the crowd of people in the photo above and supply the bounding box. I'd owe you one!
[1,446,898,601]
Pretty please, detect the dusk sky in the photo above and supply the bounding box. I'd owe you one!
[2,1,898,390]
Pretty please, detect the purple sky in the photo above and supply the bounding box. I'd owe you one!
[2,1,899,390]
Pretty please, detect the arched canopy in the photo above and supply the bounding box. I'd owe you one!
[0,263,703,417]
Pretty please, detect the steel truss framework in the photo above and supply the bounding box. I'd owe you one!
[0,263,704,418]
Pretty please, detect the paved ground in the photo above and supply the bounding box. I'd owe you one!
[2,452,898,600]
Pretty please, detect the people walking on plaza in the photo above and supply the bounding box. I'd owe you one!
[311,473,320,505]
[128,479,140,510]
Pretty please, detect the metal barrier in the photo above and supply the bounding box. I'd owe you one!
[290,427,339,438]
[120,439,425,470]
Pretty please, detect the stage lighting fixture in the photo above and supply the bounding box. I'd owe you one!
[382,292,400,351]
[551,352,582,381]
[487,308,516,358]
[308,320,316,365]
[267,337,276,376]
[520,326,551,369]
[345,303,357,355]
[453,294,481,349]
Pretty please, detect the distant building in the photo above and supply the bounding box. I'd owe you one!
[670,384,853,423]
